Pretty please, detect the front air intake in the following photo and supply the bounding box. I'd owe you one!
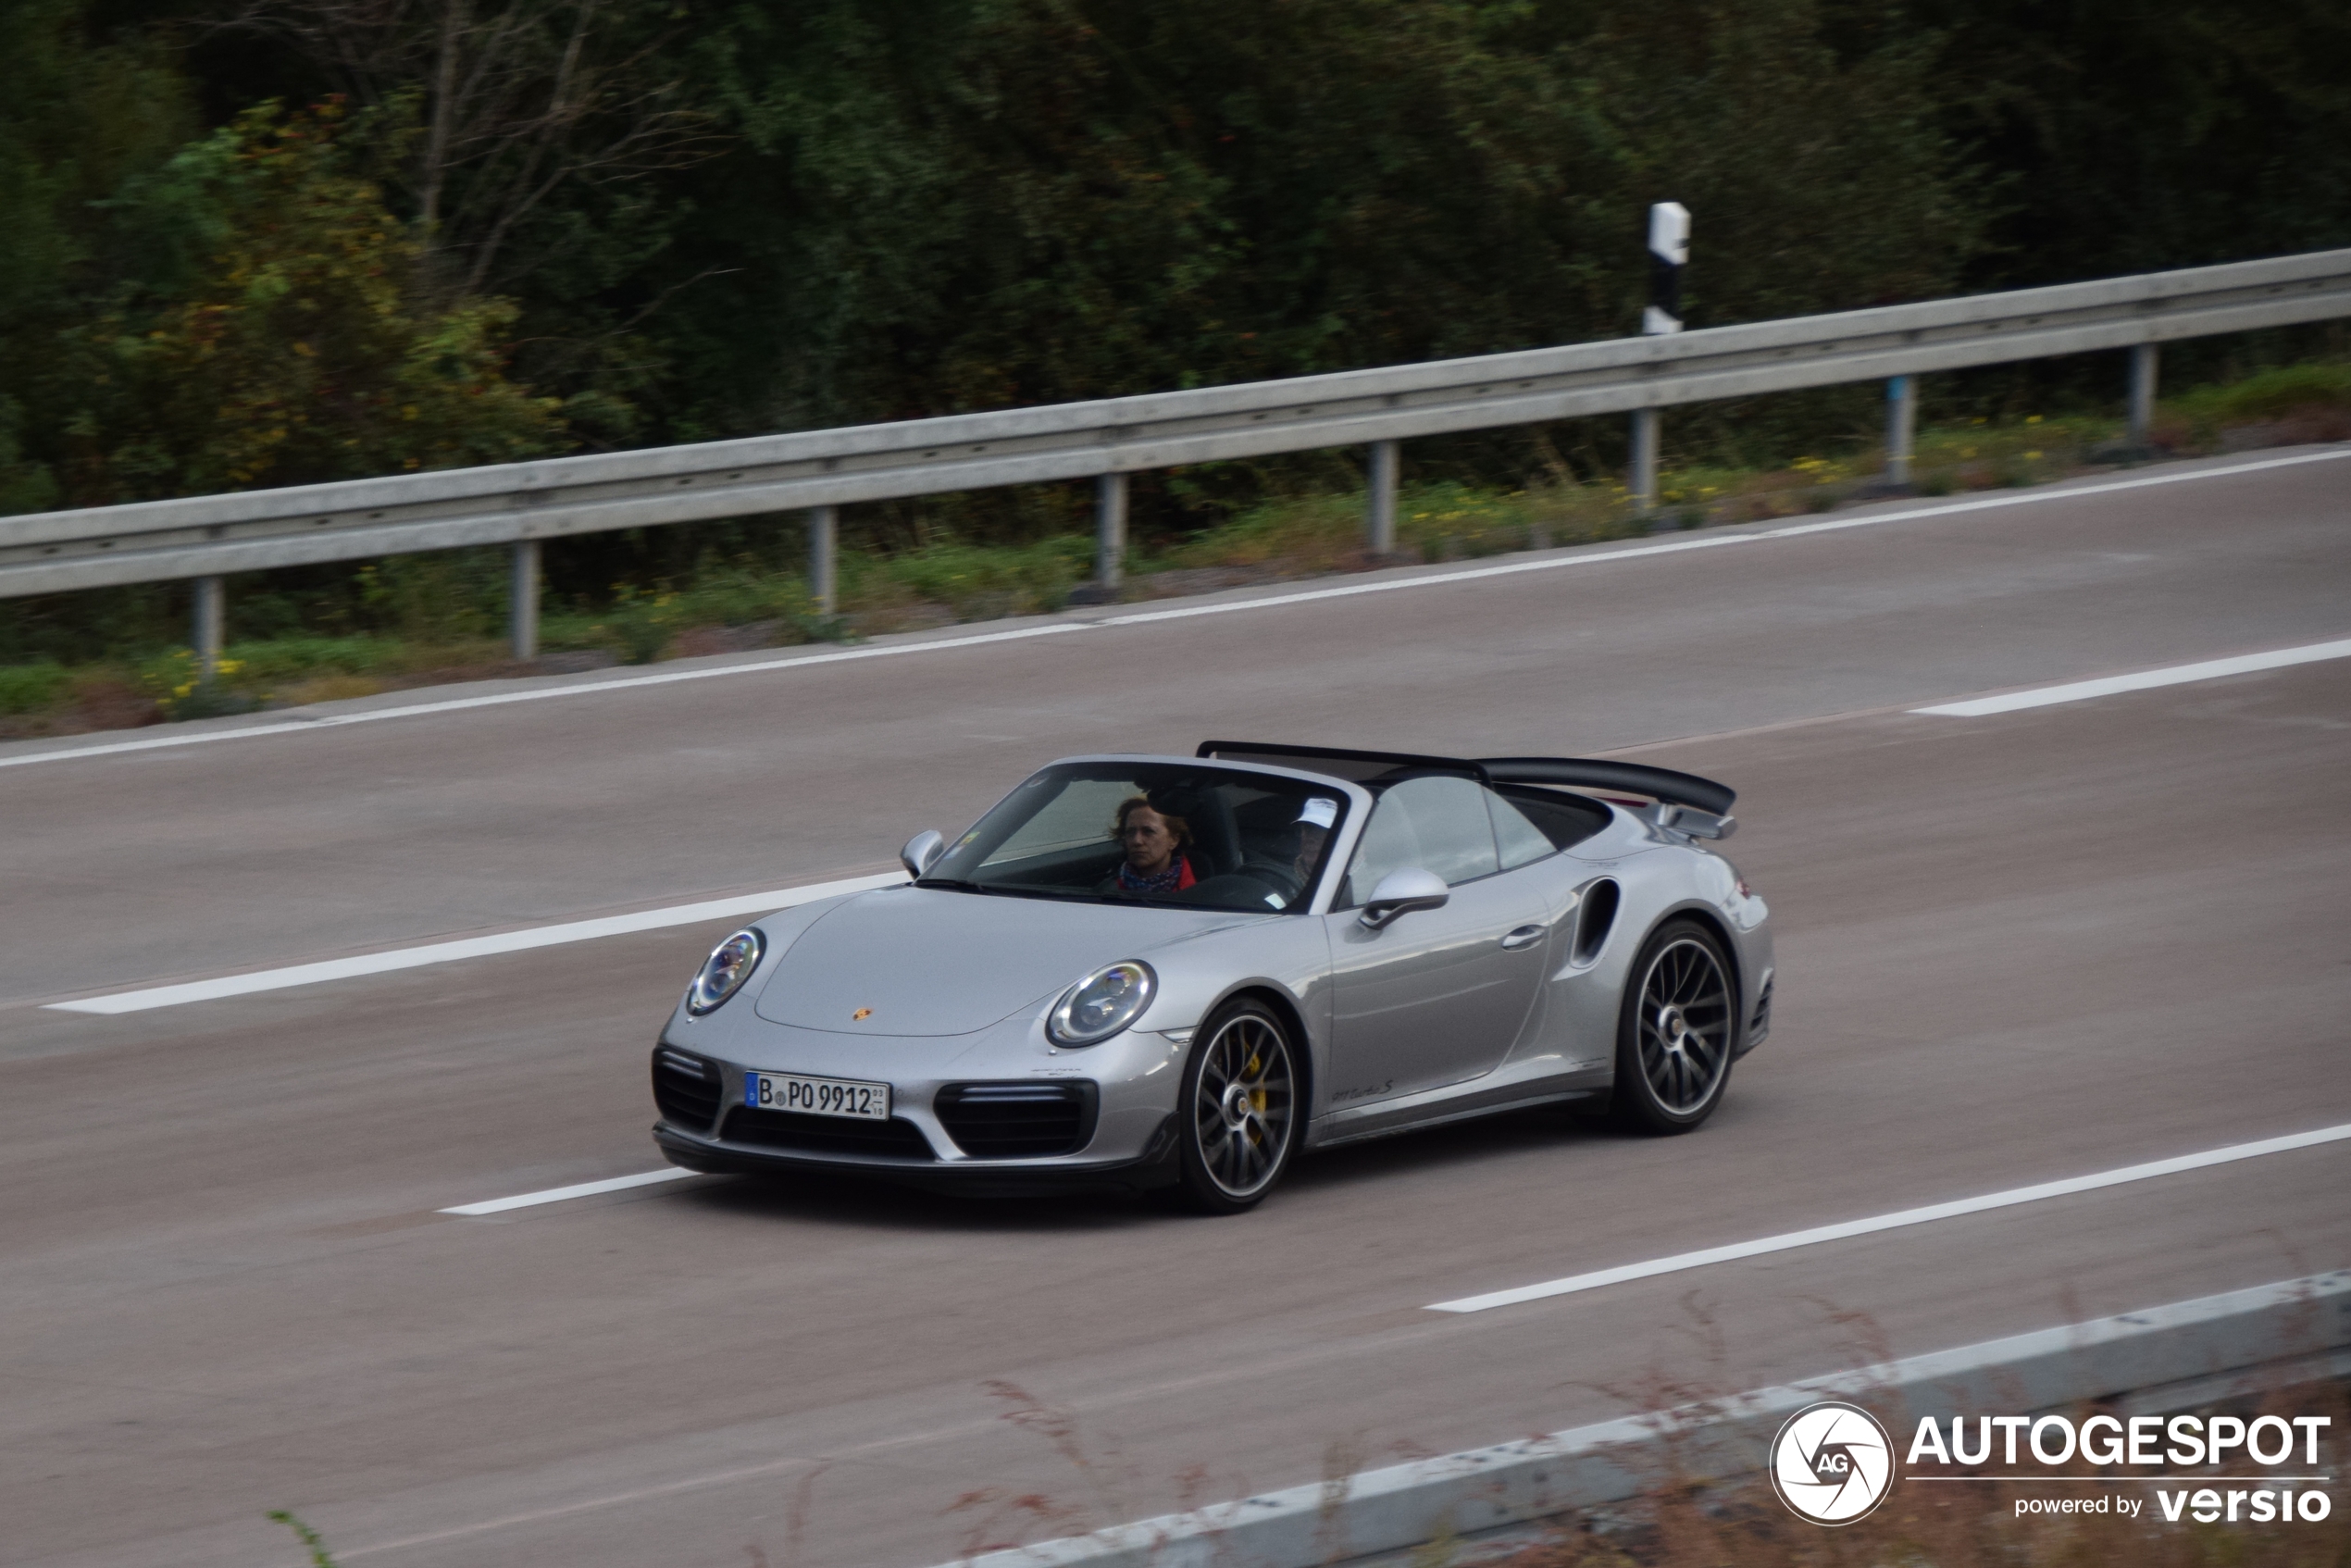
[652,1046,723,1132]
[719,1107,938,1160]
[935,1081,1099,1159]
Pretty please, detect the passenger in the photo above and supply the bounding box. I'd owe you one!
[1293,796,1338,885]
[1103,796,1197,894]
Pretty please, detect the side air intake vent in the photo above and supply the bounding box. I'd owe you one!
[652,1046,723,1132]
[1748,973,1774,1045]
[935,1082,1099,1159]
[1572,879,1620,966]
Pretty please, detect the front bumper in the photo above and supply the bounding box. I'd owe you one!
[650,1039,1186,1192]
[652,1118,1180,1194]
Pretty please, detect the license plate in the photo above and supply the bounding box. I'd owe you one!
[744,1071,891,1121]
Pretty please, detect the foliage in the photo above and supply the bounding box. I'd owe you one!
[1915,0,2351,286]
[0,661,73,715]
[266,1510,340,1568]
[0,0,196,514]
[653,0,1982,444]
[2170,361,2351,424]
[44,100,569,504]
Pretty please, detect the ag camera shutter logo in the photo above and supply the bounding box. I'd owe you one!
[1770,1400,1897,1524]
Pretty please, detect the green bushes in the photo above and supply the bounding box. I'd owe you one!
[2171,362,2351,426]
[0,661,69,714]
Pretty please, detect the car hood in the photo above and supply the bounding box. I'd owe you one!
[752,885,1258,1037]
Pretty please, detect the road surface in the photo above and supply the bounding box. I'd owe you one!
[4,448,2347,1567]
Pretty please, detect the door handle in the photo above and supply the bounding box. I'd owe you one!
[1500,925,1546,951]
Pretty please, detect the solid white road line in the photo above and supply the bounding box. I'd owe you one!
[1911,636,2351,716]
[4,447,2344,774]
[440,1167,698,1216]
[1425,1121,2351,1313]
[0,624,1093,771]
[43,870,905,1015]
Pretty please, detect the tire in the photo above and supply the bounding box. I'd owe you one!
[1611,918,1737,1134]
[1175,998,1301,1214]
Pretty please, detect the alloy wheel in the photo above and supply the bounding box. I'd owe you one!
[1635,937,1732,1114]
[1189,1011,1296,1201]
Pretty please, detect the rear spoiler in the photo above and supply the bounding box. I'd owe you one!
[1479,757,1738,840]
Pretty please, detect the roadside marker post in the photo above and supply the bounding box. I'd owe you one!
[1094,472,1128,593]
[192,575,225,682]
[806,504,839,616]
[1642,201,1688,340]
[1364,439,1399,556]
[1885,374,1918,489]
[1633,201,1687,525]
[2129,342,2161,452]
[509,539,541,661]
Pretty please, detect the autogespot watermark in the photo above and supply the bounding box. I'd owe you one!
[1769,1404,2334,1527]
[1769,1401,1897,1524]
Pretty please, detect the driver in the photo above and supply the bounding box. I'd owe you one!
[1103,795,1197,894]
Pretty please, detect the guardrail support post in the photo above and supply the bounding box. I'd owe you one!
[2128,342,2159,450]
[509,540,541,661]
[1885,375,1917,488]
[807,504,838,616]
[1094,474,1127,592]
[1365,440,1399,555]
[1629,408,1661,522]
[192,575,225,681]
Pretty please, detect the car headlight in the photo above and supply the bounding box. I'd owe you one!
[687,928,765,1016]
[1048,960,1156,1047]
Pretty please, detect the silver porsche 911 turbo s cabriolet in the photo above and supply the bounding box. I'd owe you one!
[651,741,1773,1213]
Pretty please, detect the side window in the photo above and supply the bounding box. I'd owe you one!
[1341,775,1499,902]
[1487,788,1557,870]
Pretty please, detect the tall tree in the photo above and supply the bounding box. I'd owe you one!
[218,0,723,294]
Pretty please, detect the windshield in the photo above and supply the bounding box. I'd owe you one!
[922,762,1350,913]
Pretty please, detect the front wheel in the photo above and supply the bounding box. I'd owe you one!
[1175,999,1300,1213]
[1612,918,1737,1134]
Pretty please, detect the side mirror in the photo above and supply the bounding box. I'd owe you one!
[1358,866,1449,930]
[901,829,946,878]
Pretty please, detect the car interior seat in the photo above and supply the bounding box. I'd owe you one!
[1151,781,1242,879]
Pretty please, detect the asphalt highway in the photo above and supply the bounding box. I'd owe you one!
[4,447,2348,1567]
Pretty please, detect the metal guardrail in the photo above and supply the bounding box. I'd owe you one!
[942,1269,2351,1568]
[5,247,2347,611]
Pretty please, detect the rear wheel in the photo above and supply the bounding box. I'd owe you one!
[1612,918,1736,1134]
[1175,999,1300,1213]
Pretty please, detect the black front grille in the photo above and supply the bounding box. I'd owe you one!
[935,1081,1099,1159]
[720,1107,937,1161]
[652,1046,722,1131]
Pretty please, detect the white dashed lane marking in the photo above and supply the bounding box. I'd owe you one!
[44,872,904,1014]
[1426,1122,2351,1313]
[1912,636,2351,716]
